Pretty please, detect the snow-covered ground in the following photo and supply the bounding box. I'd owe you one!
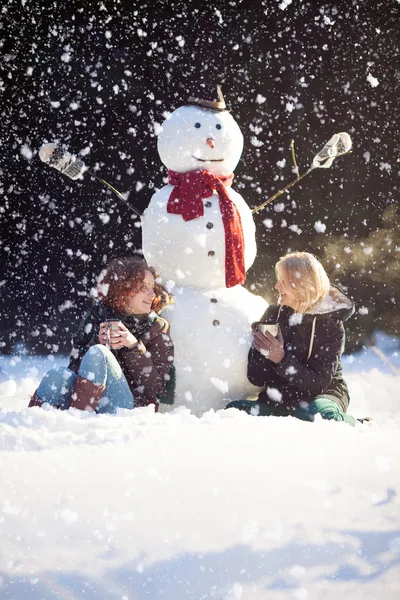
[0,332,399,600]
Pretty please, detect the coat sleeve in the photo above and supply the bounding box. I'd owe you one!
[247,346,277,386]
[117,323,174,409]
[247,304,281,386]
[273,319,344,396]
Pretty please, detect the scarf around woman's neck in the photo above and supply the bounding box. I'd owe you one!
[166,169,246,288]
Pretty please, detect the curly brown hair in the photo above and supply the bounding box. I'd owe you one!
[96,255,172,315]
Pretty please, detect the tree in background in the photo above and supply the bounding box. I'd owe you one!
[322,204,400,352]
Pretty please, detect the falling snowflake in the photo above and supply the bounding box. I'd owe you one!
[314,221,326,233]
[367,73,379,87]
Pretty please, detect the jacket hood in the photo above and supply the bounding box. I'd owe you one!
[307,286,355,322]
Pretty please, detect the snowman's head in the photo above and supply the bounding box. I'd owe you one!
[157,105,244,177]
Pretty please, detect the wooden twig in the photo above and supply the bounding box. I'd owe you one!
[251,166,313,215]
[251,147,353,215]
[290,139,300,179]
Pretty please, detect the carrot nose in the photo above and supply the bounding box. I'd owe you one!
[206,138,215,149]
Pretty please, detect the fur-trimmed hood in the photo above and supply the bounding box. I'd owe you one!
[260,286,355,327]
[307,285,355,322]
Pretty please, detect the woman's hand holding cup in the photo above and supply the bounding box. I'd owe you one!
[252,323,285,364]
[99,321,138,350]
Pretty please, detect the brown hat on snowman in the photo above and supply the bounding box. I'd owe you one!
[181,81,229,112]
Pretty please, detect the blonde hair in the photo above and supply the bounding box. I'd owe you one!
[275,252,331,313]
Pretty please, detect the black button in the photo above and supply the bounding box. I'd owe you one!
[208,250,215,257]
[210,298,218,303]
[206,222,213,229]
[213,320,220,326]
[205,201,212,208]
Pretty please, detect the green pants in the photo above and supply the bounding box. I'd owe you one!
[226,397,357,427]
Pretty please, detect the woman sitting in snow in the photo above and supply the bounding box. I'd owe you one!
[226,251,363,426]
[28,256,174,413]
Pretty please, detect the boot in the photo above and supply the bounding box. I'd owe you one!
[70,376,105,412]
[28,391,43,408]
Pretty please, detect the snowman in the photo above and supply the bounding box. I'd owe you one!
[141,82,267,415]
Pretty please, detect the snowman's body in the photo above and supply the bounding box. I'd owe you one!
[142,103,267,415]
[144,185,257,288]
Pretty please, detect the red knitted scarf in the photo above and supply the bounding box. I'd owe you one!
[166,169,246,288]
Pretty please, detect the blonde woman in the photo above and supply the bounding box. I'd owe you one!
[227,252,363,426]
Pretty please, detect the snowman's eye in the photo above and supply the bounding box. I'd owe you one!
[216,124,222,130]
[194,122,201,129]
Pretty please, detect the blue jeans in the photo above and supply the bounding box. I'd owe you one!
[226,397,356,426]
[36,345,134,413]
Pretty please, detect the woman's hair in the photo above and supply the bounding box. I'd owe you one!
[95,255,172,314]
[275,251,331,313]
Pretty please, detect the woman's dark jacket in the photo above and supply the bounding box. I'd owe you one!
[248,287,354,413]
[68,301,174,410]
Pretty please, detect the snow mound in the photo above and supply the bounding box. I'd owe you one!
[0,353,399,599]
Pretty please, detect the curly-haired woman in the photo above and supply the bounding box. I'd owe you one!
[28,256,174,413]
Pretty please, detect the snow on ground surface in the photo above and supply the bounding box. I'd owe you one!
[0,332,399,600]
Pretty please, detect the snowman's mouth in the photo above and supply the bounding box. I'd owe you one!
[192,155,224,163]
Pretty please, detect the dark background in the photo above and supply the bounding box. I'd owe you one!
[1,0,399,356]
